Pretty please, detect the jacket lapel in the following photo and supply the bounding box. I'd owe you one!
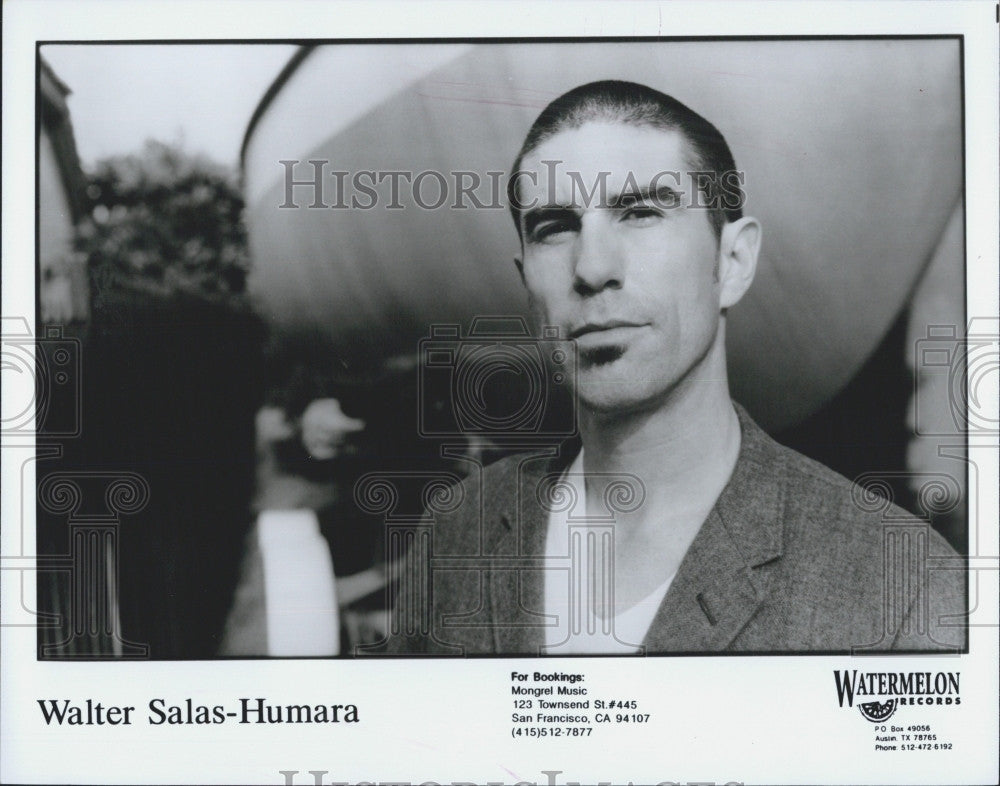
[642,406,786,652]
[483,444,577,654]
[641,509,774,651]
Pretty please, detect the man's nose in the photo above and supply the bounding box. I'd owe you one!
[572,218,623,294]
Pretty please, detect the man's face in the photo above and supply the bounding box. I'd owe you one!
[517,122,727,415]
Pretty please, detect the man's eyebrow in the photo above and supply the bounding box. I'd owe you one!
[609,183,682,208]
[522,205,579,236]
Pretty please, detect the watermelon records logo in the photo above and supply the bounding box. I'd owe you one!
[833,670,961,723]
[858,699,898,723]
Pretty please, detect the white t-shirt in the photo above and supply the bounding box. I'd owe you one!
[542,450,674,654]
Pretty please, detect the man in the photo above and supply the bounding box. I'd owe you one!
[382,80,965,655]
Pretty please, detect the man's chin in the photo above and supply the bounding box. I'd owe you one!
[572,363,687,420]
[574,379,655,417]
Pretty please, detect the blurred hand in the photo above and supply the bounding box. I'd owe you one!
[300,398,365,460]
[255,406,295,448]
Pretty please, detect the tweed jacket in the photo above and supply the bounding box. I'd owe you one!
[381,405,966,655]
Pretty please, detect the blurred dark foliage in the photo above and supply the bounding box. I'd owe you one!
[39,139,267,658]
[75,139,250,298]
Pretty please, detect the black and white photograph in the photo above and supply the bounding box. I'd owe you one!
[2,2,998,784]
[30,35,974,659]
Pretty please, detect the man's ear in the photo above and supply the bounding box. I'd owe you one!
[514,256,525,284]
[717,216,761,309]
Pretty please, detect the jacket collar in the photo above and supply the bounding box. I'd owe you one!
[484,403,787,653]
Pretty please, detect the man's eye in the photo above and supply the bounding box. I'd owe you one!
[620,205,662,223]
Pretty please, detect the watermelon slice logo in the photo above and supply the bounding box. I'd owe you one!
[858,699,897,722]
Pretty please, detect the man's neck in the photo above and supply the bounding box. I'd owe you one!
[566,341,744,609]
[577,361,742,541]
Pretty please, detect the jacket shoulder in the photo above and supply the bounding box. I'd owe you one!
[754,431,965,651]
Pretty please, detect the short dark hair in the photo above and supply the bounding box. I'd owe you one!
[507,79,743,240]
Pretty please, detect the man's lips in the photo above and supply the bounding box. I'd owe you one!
[569,320,649,343]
